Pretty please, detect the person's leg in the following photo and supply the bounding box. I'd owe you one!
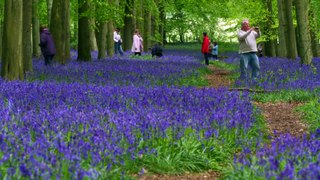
[44,55,49,65]
[47,55,54,65]
[240,54,249,79]
[249,53,260,78]
[118,43,123,55]
[114,42,118,55]
[204,53,209,65]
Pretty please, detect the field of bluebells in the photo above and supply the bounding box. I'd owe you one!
[0,48,319,179]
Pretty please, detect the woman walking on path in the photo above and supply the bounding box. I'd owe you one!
[132,30,143,56]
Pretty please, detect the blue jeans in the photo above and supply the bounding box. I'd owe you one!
[240,52,260,79]
[114,42,123,55]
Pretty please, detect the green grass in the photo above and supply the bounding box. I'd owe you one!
[296,98,320,132]
[252,89,320,103]
[175,67,211,87]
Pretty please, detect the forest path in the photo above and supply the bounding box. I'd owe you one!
[206,64,308,139]
[139,63,308,180]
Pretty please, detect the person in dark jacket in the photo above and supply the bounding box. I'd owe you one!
[151,43,163,58]
[39,26,56,66]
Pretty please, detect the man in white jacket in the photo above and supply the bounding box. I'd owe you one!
[114,28,123,55]
[238,19,261,79]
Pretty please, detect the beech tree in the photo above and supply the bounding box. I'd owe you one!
[1,0,24,80]
[50,0,70,64]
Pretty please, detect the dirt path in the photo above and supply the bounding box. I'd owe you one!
[140,64,308,180]
[205,64,308,138]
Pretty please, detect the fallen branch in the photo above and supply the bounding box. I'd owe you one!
[228,88,280,93]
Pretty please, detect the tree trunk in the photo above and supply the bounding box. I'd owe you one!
[0,3,3,58]
[158,0,165,45]
[264,0,276,57]
[144,7,152,51]
[50,0,70,64]
[309,9,320,57]
[1,0,24,80]
[23,0,33,73]
[89,19,98,51]
[123,0,134,51]
[277,0,288,57]
[285,0,298,59]
[32,0,41,58]
[95,21,108,59]
[107,21,114,57]
[295,0,313,65]
[77,0,91,61]
[47,0,53,26]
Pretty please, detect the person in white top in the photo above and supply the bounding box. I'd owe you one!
[113,28,123,55]
[131,30,143,56]
[238,19,261,79]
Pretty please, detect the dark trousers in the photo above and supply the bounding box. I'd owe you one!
[134,52,141,56]
[44,55,54,65]
[114,42,123,55]
[204,53,209,65]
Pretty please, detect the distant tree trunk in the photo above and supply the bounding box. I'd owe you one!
[284,0,298,59]
[23,0,33,73]
[107,21,114,57]
[309,9,320,57]
[277,0,288,57]
[77,0,91,61]
[158,0,165,45]
[1,0,24,80]
[32,0,41,58]
[0,3,4,58]
[89,19,98,51]
[135,0,144,35]
[264,0,276,57]
[123,0,134,51]
[295,0,313,65]
[51,0,70,64]
[47,0,53,26]
[143,7,151,51]
[95,21,107,59]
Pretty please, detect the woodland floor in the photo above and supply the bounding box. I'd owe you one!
[139,63,308,180]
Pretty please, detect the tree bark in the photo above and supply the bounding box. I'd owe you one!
[295,0,313,65]
[123,0,134,51]
[158,0,165,45]
[32,0,41,58]
[89,19,98,51]
[77,0,91,61]
[309,8,320,57]
[0,3,3,58]
[264,0,276,57]
[23,0,33,73]
[285,0,298,59]
[143,6,151,51]
[277,0,288,57]
[50,0,70,64]
[1,0,24,80]
[95,21,108,59]
[107,21,114,57]
[47,0,53,27]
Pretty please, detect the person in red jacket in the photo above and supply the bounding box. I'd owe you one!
[201,32,210,65]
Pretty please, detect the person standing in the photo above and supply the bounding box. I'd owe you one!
[212,42,218,60]
[238,19,261,79]
[39,26,56,66]
[201,32,210,65]
[132,30,143,56]
[117,29,124,55]
[114,28,123,55]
